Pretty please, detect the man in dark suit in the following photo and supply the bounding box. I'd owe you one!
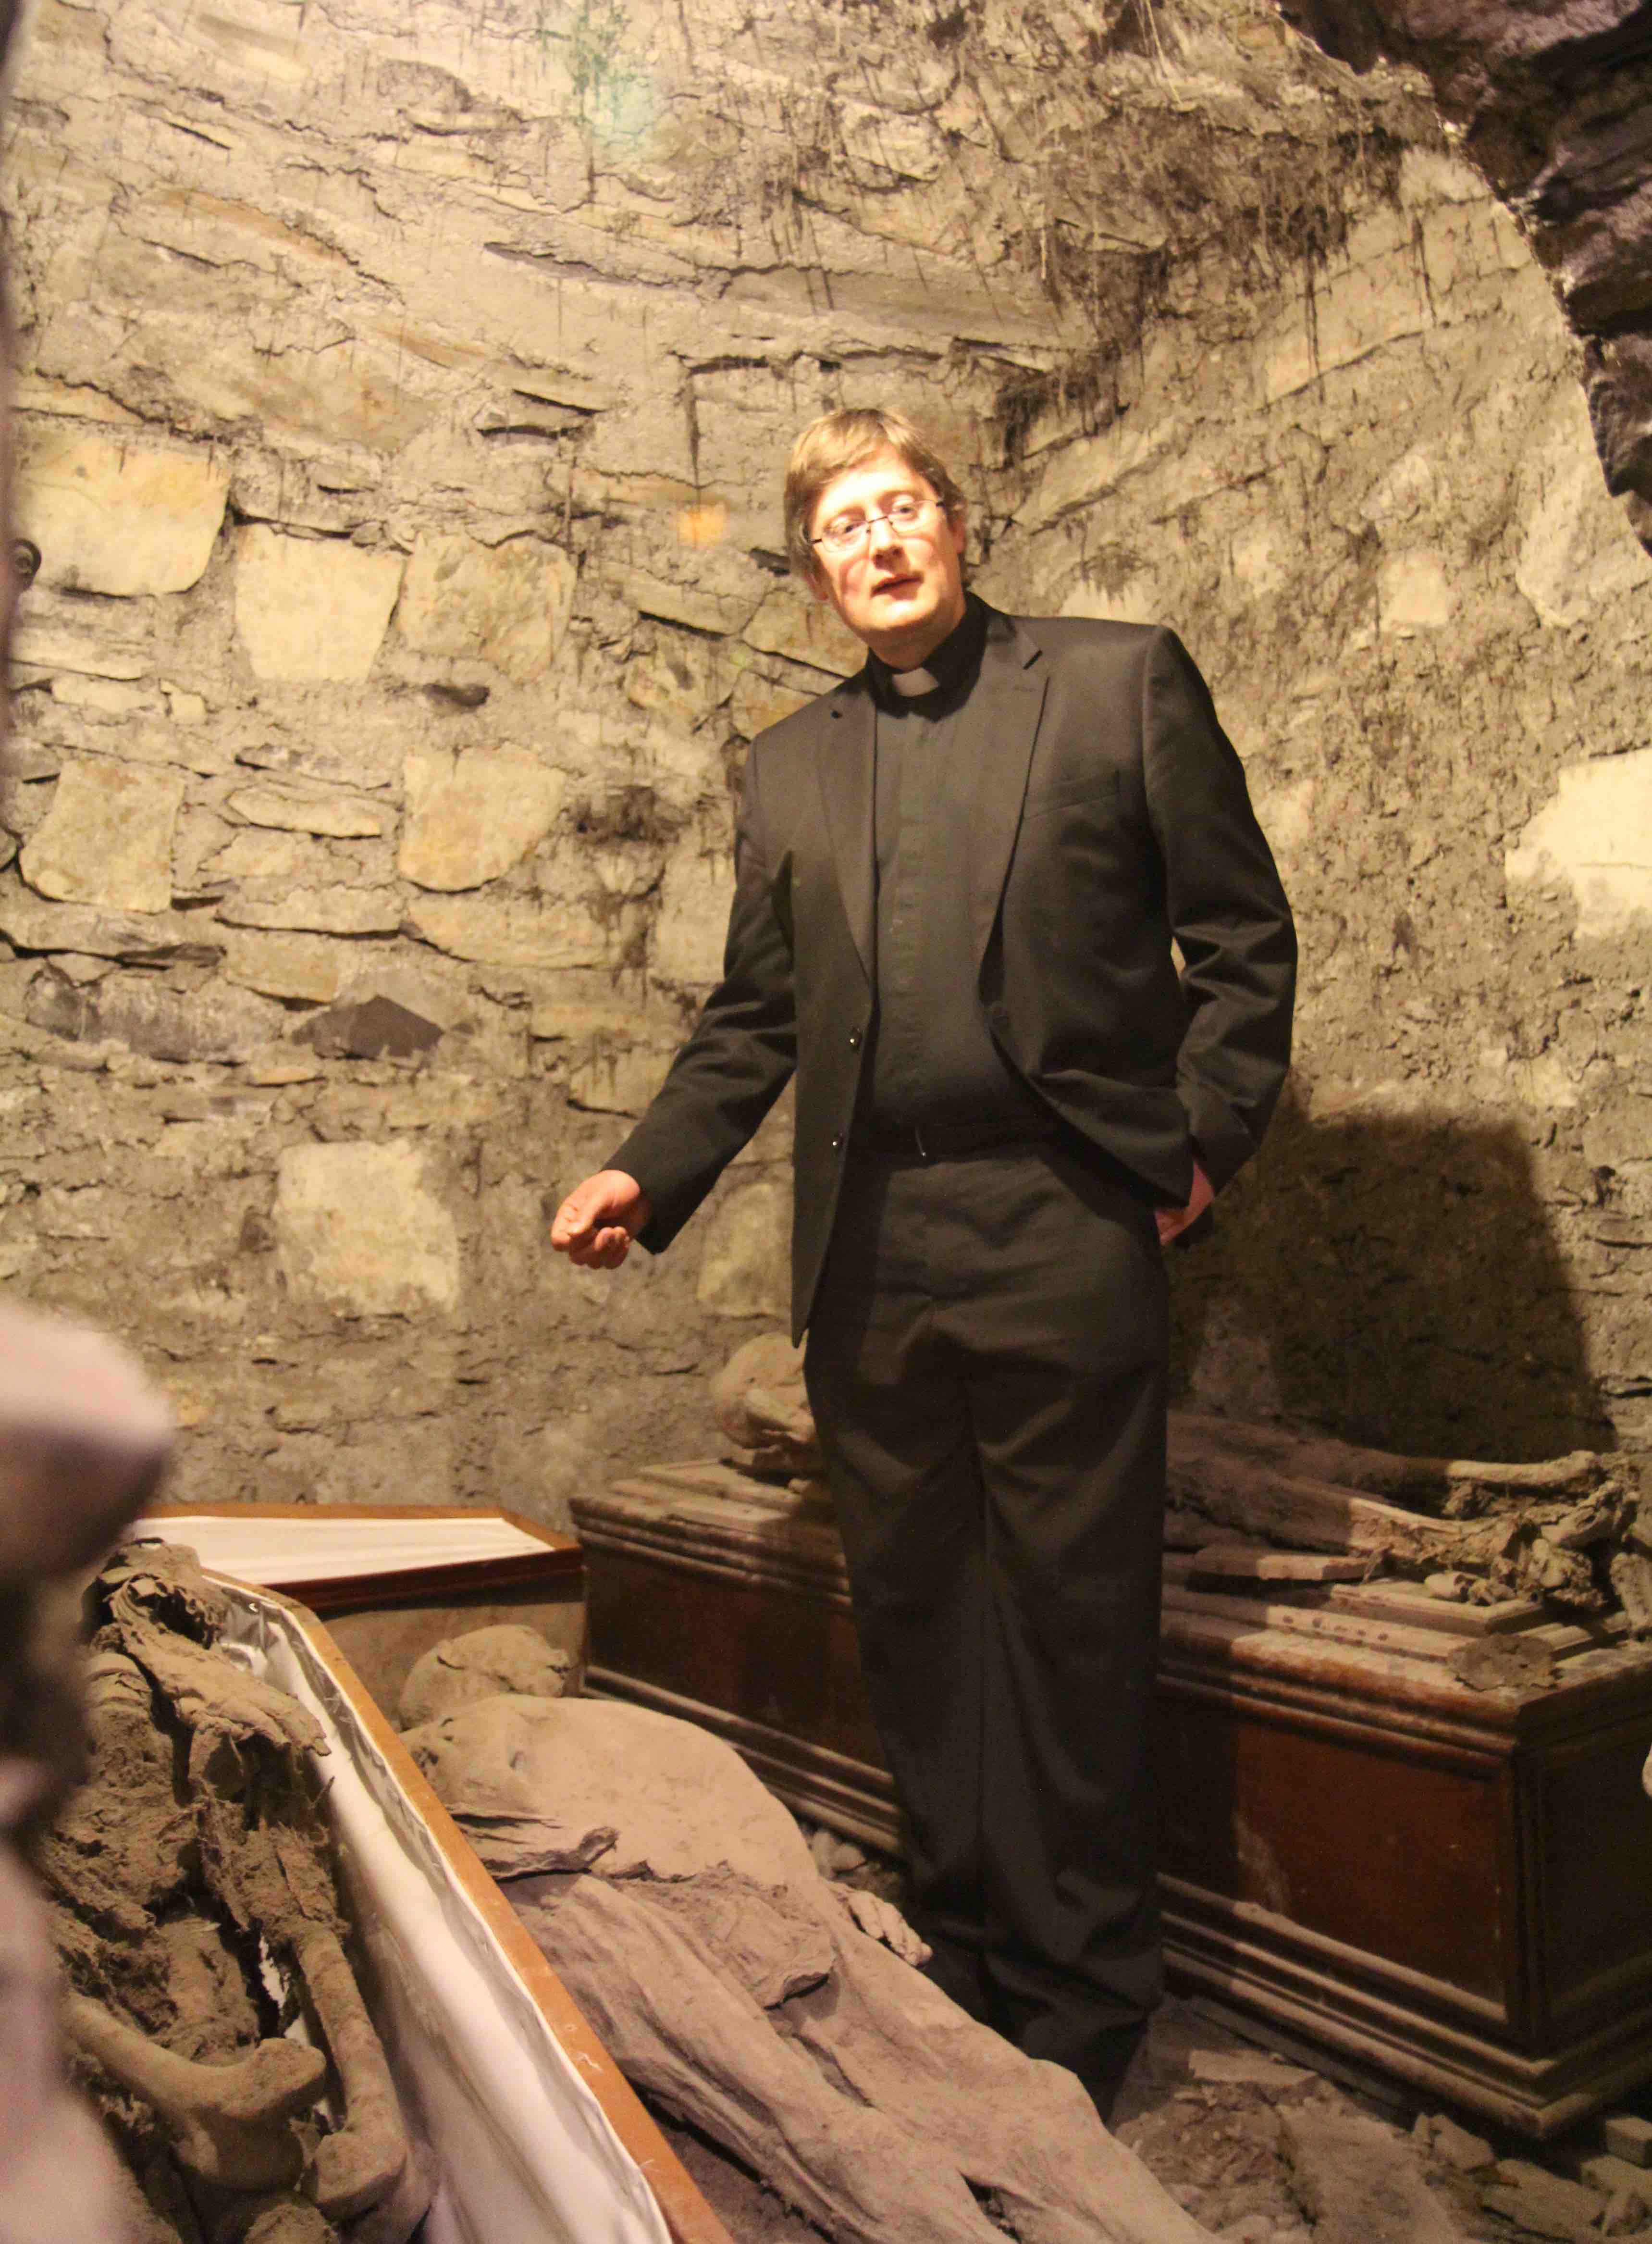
[553,408,1295,2113]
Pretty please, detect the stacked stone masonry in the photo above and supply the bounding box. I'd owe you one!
[0,0,1648,1522]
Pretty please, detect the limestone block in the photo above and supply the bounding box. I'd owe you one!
[624,635,732,728]
[14,426,229,596]
[274,1141,461,1316]
[1261,209,1432,403]
[527,988,680,1042]
[1229,523,1291,600]
[652,850,735,986]
[1379,551,1456,634]
[219,928,351,1004]
[396,533,575,683]
[1057,572,1161,626]
[216,887,403,936]
[1505,749,1652,936]
[78,972,286,1064]
[742,583,863,678]
[12,623,148,680]
[234,528,404,682]
[225,784,387,838]
[405,892,608,970]
[20,758,185,914]
[162,684,210,727]
[205,831,313,883]
[1517,395,1652,627]
[0,872,220,965]
[398,747,565,891]
[730,669,813,739]
[1250,776,1317,864]
[609,565,753,637]
[697,1176,791,1319]
[50,675,155,716]
[296,994,443,1059]
[1020,419,1167,534]
[567,1041,675,1115]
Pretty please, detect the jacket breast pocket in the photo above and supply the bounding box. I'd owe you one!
[1021,765,1122,820]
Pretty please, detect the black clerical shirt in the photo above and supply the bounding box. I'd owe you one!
[863,595,1042,1131]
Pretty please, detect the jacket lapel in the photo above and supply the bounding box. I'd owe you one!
[966,614,1048,969]
[815,671,876,987]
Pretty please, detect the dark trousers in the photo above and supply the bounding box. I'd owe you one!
[803,1134,1170,2089]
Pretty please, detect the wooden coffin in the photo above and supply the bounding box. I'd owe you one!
[572,1462,1652,2139]
[136,1502,586,1716]
[216,1576,729,2244]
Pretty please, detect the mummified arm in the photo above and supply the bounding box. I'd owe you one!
[62,1992,326,2190]
[292,1926,409,2220]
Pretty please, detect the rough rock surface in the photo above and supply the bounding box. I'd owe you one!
[0,0,1648,1523]
[1279,0,1652,542]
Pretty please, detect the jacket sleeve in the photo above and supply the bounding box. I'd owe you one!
[606,748,798,1253]
[1142,629,1297,1193]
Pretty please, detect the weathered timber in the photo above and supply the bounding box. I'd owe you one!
[1165,1424,1473,1565]
[1188,1546,1370,1586]
[1171,1413,1607,1513]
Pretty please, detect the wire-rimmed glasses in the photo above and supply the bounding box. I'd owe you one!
[810,494,937,559]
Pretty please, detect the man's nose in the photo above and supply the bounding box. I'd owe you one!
[866,512,904,557]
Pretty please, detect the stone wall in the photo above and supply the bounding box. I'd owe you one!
[0,0,1647,1522]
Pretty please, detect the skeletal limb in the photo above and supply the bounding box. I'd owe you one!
[62,1993,326,2191]
[291,1928,408,2222]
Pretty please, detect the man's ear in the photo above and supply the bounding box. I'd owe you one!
[803,560,831,606]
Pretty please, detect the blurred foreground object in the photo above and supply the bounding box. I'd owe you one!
[0,1303,174,2244]
[38,1539,432,2243]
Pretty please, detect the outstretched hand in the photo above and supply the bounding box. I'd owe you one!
[550,1170,653,1270]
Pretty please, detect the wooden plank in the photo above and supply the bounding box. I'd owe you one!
[1165,1427,1470,1566]
[1189,1546,1370,1585]
[1324,1582,1545,1638]
[1162,1554,1546,1640]
[1160,1581,1463,1664]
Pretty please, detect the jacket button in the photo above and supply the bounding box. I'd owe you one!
[830,1132,845,1153]
[848,1029,862,1049]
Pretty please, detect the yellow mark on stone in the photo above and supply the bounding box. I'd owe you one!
[677,501,728,548]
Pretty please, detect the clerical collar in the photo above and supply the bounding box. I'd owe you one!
[869,594,987,709]
[890,663,938,698]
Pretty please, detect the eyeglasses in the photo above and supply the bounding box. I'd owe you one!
[810,494,937,558]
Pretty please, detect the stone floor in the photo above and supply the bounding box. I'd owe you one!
[649,1820,1652,2244]
[657,1993,1652,2242]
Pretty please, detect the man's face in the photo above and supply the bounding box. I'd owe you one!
[805,446,967,667]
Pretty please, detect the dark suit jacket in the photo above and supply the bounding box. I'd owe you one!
[612,603,1296,1341]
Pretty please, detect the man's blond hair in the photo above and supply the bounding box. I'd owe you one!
[783,409,966,579]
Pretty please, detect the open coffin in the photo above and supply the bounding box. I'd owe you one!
[209,1576,728,2244]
